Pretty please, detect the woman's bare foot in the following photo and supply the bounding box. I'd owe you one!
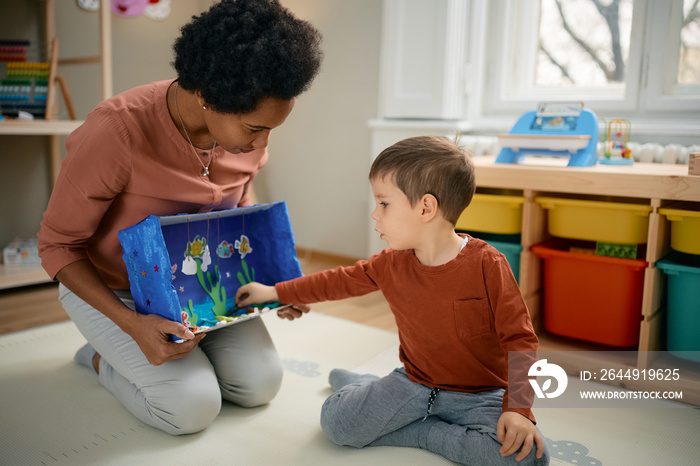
[92,352,101,374]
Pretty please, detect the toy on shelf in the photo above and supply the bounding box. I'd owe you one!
[0,40,48,119]
[0,38,75,120]
[595,241,638,259]
[495,102,599,167]
[600,118,634,165]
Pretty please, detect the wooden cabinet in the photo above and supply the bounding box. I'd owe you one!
[472,155,700,406]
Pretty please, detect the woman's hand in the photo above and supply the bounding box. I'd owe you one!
[277,304,311,320]
[56,260,205,366]
[127,313,206,366]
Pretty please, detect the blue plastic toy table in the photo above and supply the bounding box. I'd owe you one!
[495,102,599,167]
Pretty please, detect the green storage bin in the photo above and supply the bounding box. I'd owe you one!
[656,253,700,362]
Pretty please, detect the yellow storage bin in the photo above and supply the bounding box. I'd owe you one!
[659,203,700,255]
[536,197,652,244]
[455,194,525,234]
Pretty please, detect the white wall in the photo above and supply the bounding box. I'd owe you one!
[261,0,382,258]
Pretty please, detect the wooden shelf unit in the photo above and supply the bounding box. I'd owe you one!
[1,1,111,289]
[0,119,83,135]
[0,264,50,290]
[472,156,700,406]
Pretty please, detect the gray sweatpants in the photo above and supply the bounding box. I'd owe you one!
[321,367,550,465]
[59,284,283,435]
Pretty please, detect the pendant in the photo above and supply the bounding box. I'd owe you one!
[201,167,210,177]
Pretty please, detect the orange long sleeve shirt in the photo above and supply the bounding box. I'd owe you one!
[276,236,539,422]
[38,79,268,289]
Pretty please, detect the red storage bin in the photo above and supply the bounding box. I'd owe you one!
[531,240,647,347]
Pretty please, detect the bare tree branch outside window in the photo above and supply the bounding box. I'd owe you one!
[537,0,699,87]
[537,0,630,87]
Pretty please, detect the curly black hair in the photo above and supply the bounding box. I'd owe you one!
[173,0,323,114]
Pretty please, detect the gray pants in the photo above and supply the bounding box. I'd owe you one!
[59,284,283,435]
[321,367,550,465]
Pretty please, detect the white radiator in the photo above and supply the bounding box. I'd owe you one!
[622,142,700,164]
[460,136,699,165]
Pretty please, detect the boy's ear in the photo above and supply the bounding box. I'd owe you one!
[419,194,439,222]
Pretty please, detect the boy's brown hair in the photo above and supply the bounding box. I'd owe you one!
[369,136,476,225]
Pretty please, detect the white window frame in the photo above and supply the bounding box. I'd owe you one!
[642,0,700,112]
[479,0,700,122]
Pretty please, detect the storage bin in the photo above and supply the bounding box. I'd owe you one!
[531,240,647,347]
[455,194,525,234]
[481,238,522,284]
[536,197,652,244]
[658,203,700,255]
[459,231,522,282]
[655,254,700,363]
[487,239,522,283]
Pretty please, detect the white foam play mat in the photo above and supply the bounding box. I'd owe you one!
[1,312,698,465]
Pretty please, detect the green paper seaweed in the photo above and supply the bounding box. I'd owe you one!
[182,299,198,327]
[195,259,227,317]
[237,259,256,286]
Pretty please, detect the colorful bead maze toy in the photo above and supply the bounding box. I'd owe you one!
[600,118,634,165]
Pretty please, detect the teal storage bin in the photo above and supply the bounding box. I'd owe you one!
[656,253,700,362]
[455,229,523,284]
[460,231,522,283]
[486,239,522,284]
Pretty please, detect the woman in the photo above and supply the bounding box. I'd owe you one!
[37,0,322,435]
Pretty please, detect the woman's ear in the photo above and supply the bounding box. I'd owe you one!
[194,90,206,109]
[419,194,439,223]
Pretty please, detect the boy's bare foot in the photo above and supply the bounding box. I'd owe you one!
[92,352,101,374]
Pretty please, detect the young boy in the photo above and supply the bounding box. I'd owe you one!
[236,136,549,465]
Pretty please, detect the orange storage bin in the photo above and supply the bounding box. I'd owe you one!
[531,240,647,347]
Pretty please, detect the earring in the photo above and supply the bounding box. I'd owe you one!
[202,105,207,110]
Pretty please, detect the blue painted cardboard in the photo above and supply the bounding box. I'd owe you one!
[118,202,302,329]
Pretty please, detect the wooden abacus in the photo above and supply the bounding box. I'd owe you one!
[0,38,74,120]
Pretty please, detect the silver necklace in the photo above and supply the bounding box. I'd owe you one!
[174,82,216,177]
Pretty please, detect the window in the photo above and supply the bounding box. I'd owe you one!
[678,0,700,85]
[483,0,700,117]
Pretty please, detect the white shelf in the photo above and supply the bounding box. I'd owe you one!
[0,264,52,290]
[0,120,83,135]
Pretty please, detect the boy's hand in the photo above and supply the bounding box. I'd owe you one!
[496,411,544,462]
[235,282,278,308]
[235,282,311,320]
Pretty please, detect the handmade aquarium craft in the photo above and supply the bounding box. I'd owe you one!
[118,202,302,338]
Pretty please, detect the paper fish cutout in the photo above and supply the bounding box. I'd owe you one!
[235,235,252,259]
[217,240,234,259]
